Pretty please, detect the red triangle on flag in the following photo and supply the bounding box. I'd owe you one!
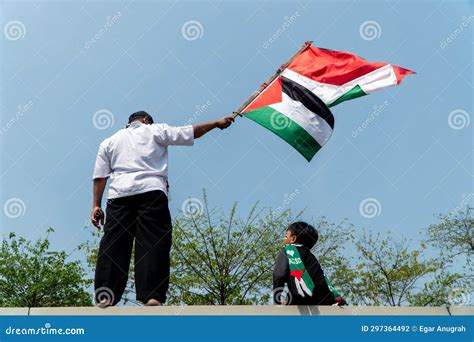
[243,77,282,113]
[290,269,304,281]
[393,65,416,84]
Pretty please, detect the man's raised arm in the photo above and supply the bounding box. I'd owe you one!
[193,116,234,139]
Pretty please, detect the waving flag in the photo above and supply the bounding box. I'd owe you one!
[239,42,414,161]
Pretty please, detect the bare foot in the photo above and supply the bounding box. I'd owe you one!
[145,298,162,306]
[96,298,111,308]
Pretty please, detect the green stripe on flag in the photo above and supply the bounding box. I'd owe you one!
[244,106,321,162]
[328,85,367,108]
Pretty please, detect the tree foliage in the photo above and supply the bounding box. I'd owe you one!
[0,227,92,307]
[169,193,297,305]
[330,232,465,306]
[426,206,473,264]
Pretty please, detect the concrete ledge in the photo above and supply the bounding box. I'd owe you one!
[447,306,474,316]
[1,306,471,316]
[0,307,29,316]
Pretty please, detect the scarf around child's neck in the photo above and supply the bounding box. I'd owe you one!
[284,244,315,297]
[284,244,345,304]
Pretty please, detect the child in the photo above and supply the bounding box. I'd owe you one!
[273,221,346,305]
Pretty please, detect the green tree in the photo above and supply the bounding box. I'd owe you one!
[169,194,353,305]
[0,227,92,307]
[169,194,293,305]
[331,231,465,306]
[426,206,473,265]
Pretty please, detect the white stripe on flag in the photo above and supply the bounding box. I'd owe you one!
[269,93,333,146]
[356,64,398,94]
[281,64,398,106]
[281,68,340,105]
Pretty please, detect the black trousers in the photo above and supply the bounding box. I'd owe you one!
[94,190,172,305]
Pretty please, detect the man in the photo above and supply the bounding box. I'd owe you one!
[91,110,233,307]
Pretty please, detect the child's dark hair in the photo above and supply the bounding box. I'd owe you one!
[288,221,318,249]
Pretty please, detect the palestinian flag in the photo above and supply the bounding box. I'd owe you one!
[242,43,414,161]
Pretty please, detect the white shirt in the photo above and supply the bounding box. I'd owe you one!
[92,121,194,199]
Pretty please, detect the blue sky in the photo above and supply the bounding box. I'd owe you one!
[1,0,472,260]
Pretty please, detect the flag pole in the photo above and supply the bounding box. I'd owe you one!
[232,41,313,119]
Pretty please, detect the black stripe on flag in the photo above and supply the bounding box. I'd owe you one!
[281,76,335,129]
